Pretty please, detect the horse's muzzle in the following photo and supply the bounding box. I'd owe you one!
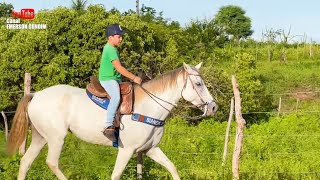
[206,101,218,116]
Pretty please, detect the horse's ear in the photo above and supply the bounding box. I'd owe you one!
[183,63,192,73]
[195,62,203,70]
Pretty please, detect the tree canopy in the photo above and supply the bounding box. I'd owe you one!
[0,4,282,123]
[0,3,13,18]
[71,0,88,12]
[214,5,253,43]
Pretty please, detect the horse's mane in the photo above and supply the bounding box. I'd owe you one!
[134,67,186,102]
[144,67,185,92]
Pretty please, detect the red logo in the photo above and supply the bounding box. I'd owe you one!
[12,9,35,20]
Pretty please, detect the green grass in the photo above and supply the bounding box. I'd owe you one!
[1,47,320,179]
[214,47,320,115]
[1,114,320,179]
[257,59,320,94]
[0,131,6,160]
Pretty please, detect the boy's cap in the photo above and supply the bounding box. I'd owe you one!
[106,24,125,37]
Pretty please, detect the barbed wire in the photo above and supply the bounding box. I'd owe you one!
[0,90,35,94]
[1,163,319,176]
[214,91,320,96]
[2,127,320,139]
[0,90,25,94]
[239,171,320,175]
[1,110,319,116]
[62,148,320,156]
[1,111,16,114]
[0,88,319,96]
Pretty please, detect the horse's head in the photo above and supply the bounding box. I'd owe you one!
[181,63,218,117]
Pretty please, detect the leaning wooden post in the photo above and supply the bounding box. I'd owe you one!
[309,39,313,57]
[222,98,234,166]
[19,73,31,155]
[231,75,246,180]
[1,111,9,141]
[137,152,143,179]
[295,98,299,113]
[277,97,282,116]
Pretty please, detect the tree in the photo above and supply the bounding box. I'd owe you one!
[233,53,273,123]
[214,5,253,43]
[262,28,281,61]
[185,19,226,49]
[71,0,87,12]
[0,6,186,111]
[0,3,13,18]
[140,4,168,24]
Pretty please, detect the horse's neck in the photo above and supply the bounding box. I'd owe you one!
[133,76,184,120]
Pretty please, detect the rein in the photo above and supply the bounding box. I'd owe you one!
[138,85,177,113]
[137,72,211,121]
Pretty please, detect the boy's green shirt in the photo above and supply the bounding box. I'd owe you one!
[99,43,122,81]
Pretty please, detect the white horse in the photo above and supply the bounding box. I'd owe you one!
[7,63,218,180]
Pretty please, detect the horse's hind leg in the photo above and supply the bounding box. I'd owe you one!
[18,125,47,180]
[46,136,67,180]
[146,147,180,180]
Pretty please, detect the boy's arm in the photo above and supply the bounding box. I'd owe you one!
[112,60,142,84]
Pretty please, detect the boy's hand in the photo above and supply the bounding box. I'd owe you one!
[133,76,142,85]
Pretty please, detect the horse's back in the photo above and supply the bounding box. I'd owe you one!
[30,85,83,113]
[28,85,83,139]
[28,85,113,145]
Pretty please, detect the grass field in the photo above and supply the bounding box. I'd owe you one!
[1,48,320,179]
[1,114,320,179]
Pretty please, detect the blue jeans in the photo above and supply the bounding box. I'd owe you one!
[100,80,120,127]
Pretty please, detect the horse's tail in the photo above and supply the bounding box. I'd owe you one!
[7,94,33,156]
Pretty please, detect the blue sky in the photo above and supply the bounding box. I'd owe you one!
[4,0,320,42]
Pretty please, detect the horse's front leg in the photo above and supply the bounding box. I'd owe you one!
[111,148,135,180]
[146,147,180,180]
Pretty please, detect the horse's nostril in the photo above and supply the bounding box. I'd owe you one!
[212,105,218,113]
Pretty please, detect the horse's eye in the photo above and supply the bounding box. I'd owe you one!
[195,82,202,86]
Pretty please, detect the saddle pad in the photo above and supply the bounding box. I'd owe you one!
[86,89,110,109]
[86,89,133,114]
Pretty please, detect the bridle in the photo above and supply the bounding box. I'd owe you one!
[138,71,214,119]
[181,72,215,118]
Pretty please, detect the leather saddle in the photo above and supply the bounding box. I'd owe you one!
[86,76,134,115]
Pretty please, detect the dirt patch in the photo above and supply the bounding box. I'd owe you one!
[291,87,318,100]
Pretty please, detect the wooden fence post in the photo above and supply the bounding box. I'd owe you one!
[19,73,31,156]
[309,40,313,57]
[222,98,234,166]
[1,111,8,141]
[278,97,282,116]
[231,75,246,180]
[295,98,299,113]
[137,152,143,179]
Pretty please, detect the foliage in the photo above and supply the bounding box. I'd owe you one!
[0,4,319,121]
[0,3,13,18]
[71,0,88,14]
[184,19,227,50]
[201,64,233,122]
[0,2,320,179]
[233,52,274,123]
[214,5,253,43]
[0,6,188,111]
